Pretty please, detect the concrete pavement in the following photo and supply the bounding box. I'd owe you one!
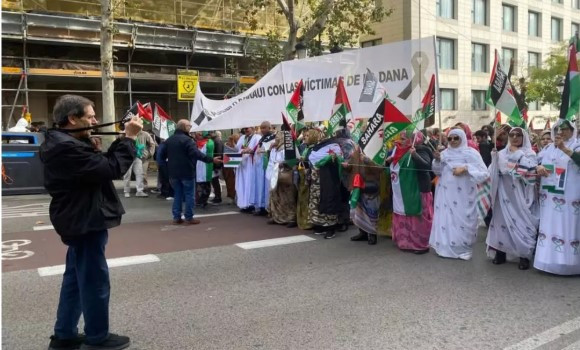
[2,191,580,349]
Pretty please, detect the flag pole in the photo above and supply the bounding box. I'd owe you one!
[432,35,444,148]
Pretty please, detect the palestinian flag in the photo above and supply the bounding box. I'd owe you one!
[559,42,580,121]
[196,138,215,182]
[223,153,242,168]
[571,34,580,59]
[153,103,176,140]
[383,99,412,144]
[486,50,523,126]
[420,74,436,127]
[286,80,305,133]
[360,99,387,165]
[326,77,351,136]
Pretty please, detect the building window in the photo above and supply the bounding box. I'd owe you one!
[437,0,455,19]
[502,4,516,32]
[528,52,540,69]
[361,39,382,48]
[551,17,562,42]
[441,89,456,110]
[472,0,487,25]
[472,43,488,73]
[528,101,539,111]
[572,23,579,37]
[552,0,562,3]
[472,90,487,111]
[574,0,580,9]
[528,11,540,37]
[437,37,455,69]
[501,48,516,73]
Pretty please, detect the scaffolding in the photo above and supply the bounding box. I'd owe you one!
[1,8,273,127]
[2,0,288,36]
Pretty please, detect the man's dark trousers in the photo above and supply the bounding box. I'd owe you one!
[54,230,110,345]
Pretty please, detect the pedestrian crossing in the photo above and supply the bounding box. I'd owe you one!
[2,203,49,219]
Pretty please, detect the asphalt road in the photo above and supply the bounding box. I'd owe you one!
[2,189,580,350]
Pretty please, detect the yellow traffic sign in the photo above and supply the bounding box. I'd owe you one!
[177,70,199,101]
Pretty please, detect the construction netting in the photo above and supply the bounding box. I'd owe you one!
[2,0,288,36]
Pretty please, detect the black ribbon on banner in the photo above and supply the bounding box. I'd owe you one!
[398,51,429,100]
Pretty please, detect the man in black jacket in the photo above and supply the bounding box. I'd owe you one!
[159,119,221,225]
[40,95,142,350]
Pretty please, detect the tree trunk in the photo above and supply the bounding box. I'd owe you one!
[100,0,115,149]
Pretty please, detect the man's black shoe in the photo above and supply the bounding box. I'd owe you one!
[80,333,130,350]
[211,198,222,204]
[368,234,377,245]
[48,334,85,350]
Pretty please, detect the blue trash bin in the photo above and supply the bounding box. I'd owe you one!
[2,132,46,195]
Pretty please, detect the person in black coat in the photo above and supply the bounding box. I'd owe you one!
[475,129,493,167]
[159,120,222,225]
[40,94,141,350]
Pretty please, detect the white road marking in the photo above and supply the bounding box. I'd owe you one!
[2,203,50,219]
[33,225,54,231]
[562,340,580,350]
[38,254,160,277]
[195,211,240,218]
[236,235,316,250]
[504,316,580,350]
[2,240,34,260]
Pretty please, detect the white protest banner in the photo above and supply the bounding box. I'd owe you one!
[191,37,437,131]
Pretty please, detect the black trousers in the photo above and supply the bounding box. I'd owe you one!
[211,176,222,201]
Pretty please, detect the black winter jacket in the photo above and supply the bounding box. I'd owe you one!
[160,129,213,180]
[40,130,136,240]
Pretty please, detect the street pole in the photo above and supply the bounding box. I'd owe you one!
[100,0,116,149]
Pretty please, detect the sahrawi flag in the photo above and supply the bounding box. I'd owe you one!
[359,98,411,165]
[223,153,242,168]
[286,80,305,133]
[326,77,351,136]
[559,40,580,121]
[486,50,523,126]
[153,103,176,140]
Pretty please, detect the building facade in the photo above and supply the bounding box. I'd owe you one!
[362,0,580,129]
[1,0,287,129]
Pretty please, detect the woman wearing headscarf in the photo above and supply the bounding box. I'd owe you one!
[296,128,323,230]
[486,127,539,270]
[346,147,382,245]
[429,129,489,260]
[266,132,297,227]
[455,122,479,151]
[536,130,553,164]
[388,130,434,253]
[534,120,580,275]
[307,133,345,239]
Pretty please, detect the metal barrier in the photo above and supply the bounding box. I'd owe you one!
[2,132,46,195]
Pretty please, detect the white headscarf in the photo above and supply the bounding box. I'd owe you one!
[551,119,578,148]
[498,127,537,173]
[442,128,489,183]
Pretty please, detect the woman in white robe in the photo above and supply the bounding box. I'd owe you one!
[486,127,539,270]
[429,129,489,260]
[235,128,261,212]
[534,119,580,275]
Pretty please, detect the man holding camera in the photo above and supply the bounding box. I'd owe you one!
[41,94,142,350]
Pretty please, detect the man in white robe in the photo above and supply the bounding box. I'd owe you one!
[252,121,275,216]
[235,127,261,212]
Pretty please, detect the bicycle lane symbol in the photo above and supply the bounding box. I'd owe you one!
[2,240,35,260]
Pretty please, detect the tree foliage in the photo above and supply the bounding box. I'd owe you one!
[525,44,568,109]
[240,0,391,62]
